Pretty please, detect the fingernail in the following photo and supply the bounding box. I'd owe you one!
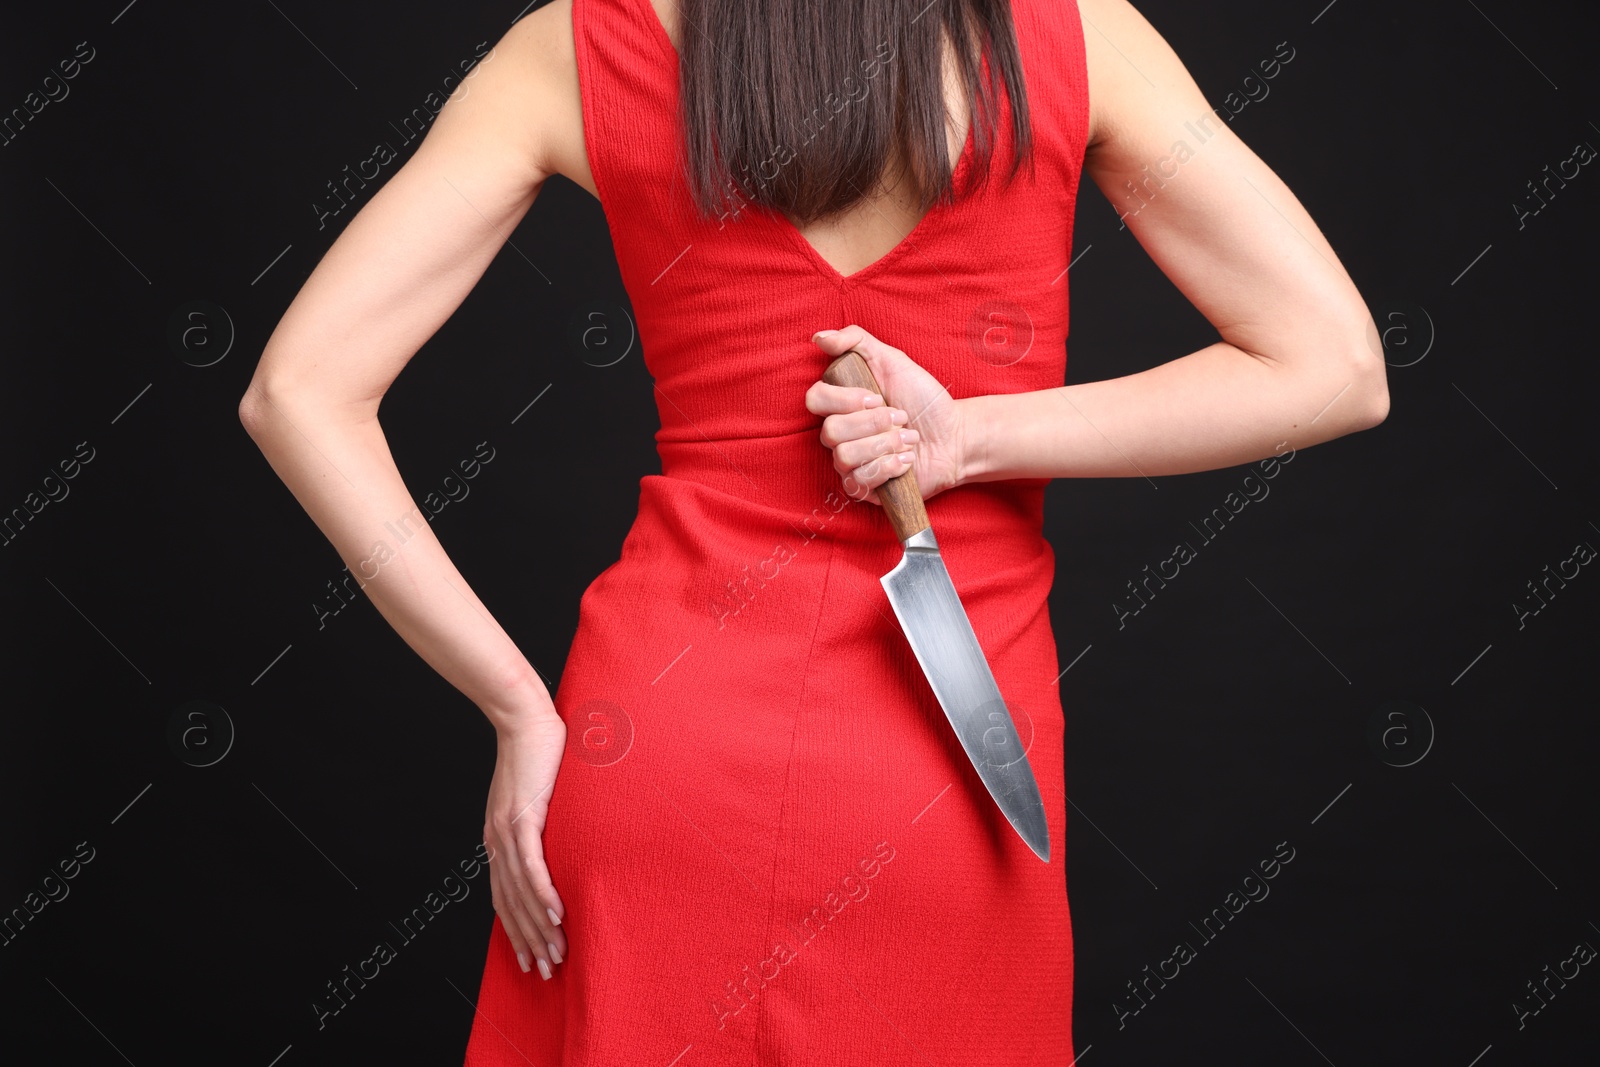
[898,451,915,464]
[889,408,906,424]
[813,330,837,342]
[517,950,531,974]
[547,941,562,964]
[547,907,562,927]
[900,429,918,445]
[537,956,553,980]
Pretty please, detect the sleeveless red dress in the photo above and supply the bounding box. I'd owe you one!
[465,0,1089,1061]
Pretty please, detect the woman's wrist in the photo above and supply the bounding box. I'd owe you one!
[955,394,999,486]
[480,672,562,737]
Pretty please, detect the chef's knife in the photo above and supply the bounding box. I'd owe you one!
[824,349,1051,862]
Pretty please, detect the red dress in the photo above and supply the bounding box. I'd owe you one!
[465,0,1090,1061]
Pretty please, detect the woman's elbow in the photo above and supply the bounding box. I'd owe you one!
[236,377,308,441]
[1350,315,1391,430]
[1361,374,1391,429]
[237,362,378,441]
[237,376,298,440]
[238,382,270,438]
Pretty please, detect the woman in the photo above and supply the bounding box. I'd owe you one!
[240,0,1388,1061]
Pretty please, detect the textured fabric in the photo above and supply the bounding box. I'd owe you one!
[464,0,1090,1061]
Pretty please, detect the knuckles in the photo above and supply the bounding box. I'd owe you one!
[807,329,904,505]
[818,407,896,452]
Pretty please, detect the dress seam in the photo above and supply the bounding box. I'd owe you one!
[751,532,837,1059]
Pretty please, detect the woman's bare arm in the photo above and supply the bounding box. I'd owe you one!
[959,0,1388,484]
[239,12,578,976]
[238,18,555,728]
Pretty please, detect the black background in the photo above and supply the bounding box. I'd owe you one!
[3,0,1597,1063]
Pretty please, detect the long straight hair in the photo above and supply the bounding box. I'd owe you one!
[676,0,1034,225]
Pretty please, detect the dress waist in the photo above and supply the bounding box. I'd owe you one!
[641,434,1054,580]
[570,433,1061,689]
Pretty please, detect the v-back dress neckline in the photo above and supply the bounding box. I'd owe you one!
[626,0,982,290]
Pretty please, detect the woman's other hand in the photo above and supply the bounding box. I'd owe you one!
[805,325,969,506]
[484,708,569,979]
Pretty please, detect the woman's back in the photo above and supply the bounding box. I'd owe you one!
[463,0,1089,1062]
[535,0,1021,280]
[534,0,1084,476]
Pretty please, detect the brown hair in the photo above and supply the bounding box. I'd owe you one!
[676,0,1035,225]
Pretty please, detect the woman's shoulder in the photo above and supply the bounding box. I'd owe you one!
[1073,0,1166,155]
[488,0,598,198]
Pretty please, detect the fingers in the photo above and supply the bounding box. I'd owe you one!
[831,418,918,474]
[810,325,906,386]
[491,836,548,978]
[806,324,911,428]
[841,447,917,501]
[490,867,538,976]
[513,819,567,965]
[812,324,882,361]
[811,398,918,498]
[487,828,567,980]
[816,402,906,449]
[809,325,918,505]
[805,374,885,417]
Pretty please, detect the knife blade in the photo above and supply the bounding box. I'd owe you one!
[823,348,1051,862]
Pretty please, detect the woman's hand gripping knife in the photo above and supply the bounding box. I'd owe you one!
[805,326,970,508]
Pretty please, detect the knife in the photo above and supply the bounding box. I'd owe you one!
[823,349,1051,862]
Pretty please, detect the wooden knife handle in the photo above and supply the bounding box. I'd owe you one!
[823,348,931,543]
